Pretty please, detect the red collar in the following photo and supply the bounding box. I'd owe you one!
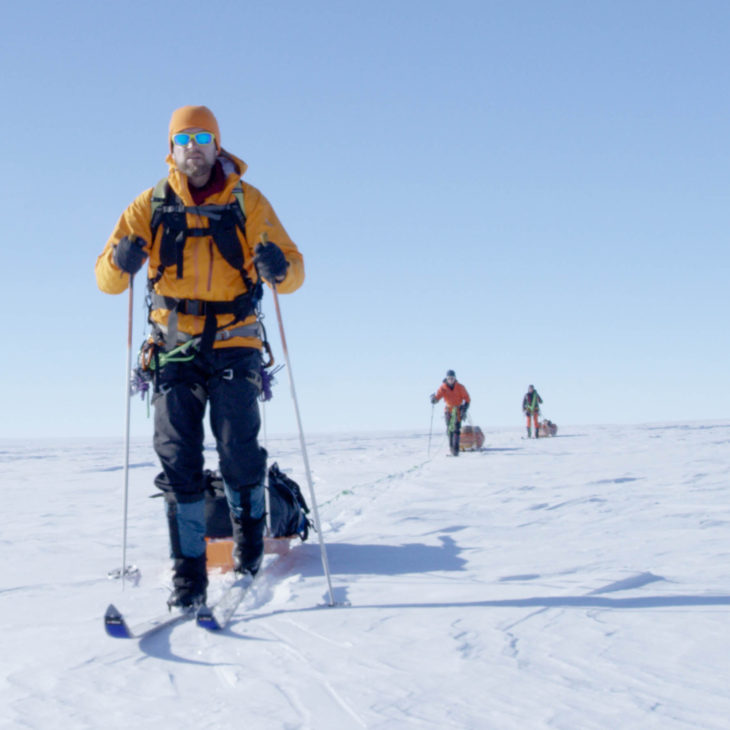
[189,161,227,205]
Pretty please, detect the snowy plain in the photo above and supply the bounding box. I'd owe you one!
[2,420,730,729]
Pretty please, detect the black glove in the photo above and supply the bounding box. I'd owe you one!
[254,242,289,283]
[430,394,438,404]
[460,403,469,417]
[113,235,148,274]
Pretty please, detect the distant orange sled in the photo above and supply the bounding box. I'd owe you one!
[460,425,485,451]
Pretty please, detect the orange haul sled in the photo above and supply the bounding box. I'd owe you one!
[206,536,294,573]
[459,425,485,451]
[538,419,558,437]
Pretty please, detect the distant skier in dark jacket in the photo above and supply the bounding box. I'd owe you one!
[430,370,471,456]
[522,385,543,438]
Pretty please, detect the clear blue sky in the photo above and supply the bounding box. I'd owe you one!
[1,0,728,438]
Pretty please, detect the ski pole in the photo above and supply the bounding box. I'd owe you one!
[120,275,134,590]
[427,403,435,456]
[270,278,336,607]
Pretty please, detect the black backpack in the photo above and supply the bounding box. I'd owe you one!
[267,462,313,540]
[203,464,312,541]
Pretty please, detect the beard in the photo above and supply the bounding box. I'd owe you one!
[180,156,214,180]
[172,142,218,185]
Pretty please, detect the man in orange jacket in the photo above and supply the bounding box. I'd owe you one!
[430,370,471,456]
[96,105,304,609]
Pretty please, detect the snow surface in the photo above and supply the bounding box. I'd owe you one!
[2,421,730,729]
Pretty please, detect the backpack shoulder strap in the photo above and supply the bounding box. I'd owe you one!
[150,178,168,215]
[231,181,246,228]
[150,178,172,235]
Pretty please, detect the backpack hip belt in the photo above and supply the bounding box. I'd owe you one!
[149,289,262,351]
[152,320,263,345]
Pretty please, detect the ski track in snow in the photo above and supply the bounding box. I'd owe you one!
[1,422,730,729]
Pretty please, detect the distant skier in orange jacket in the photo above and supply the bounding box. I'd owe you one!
[430,370,471,456]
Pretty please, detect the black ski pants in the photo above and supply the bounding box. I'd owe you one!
[152,347,267,560]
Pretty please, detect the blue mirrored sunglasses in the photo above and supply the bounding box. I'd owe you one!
[172,132,215,146]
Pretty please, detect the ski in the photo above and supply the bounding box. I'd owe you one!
[195,571,256,631]
[197,550,286,631]
[105,553,284,637]
[104,603,193,639]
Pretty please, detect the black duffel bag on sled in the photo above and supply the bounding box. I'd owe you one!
[204,462,313,541]
[267,462,313,540]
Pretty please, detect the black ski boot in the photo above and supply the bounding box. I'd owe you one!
[231,514,266,577]
[167,554,208,610]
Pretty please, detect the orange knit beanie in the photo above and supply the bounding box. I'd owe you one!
[169,105,221,149]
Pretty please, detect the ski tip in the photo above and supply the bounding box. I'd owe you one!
[104,604,132,639]
[105,603,123,621]
[196,605,222,631]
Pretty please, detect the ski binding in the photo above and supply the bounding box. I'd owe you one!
[196,571,256,631]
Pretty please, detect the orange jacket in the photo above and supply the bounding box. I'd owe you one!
[95,150,304,350]
[434,380,470,410]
